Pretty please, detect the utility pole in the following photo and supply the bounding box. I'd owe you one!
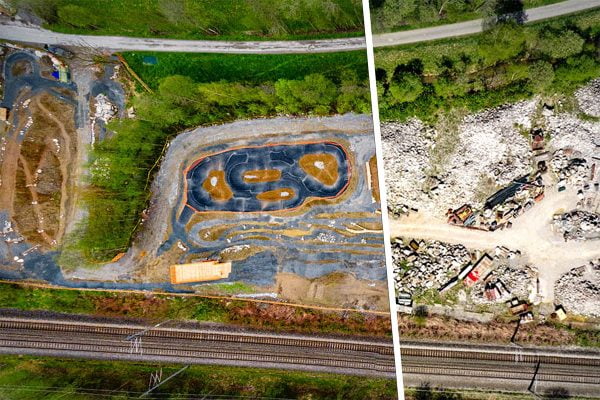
[139,365,189,398]
[527,359,542,398]
[125,320,171,355]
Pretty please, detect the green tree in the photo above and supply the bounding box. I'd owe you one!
[478,23,526,66]
[57,4,97,29]
[528,61,555,93]
[336,70,371,114]
[388,73,423,104]
[275,74,337,115]
[535,30,584,59]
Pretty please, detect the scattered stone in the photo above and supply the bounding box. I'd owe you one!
[575,78,600,117]
[555,260,600,317]
[553,210,600,241]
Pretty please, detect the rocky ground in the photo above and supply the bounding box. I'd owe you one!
[391,238,470,296]
[553,210,600,241]
[575,78,600,117]
[555,259,600,317]
[383,79,600,217]
[383,101,534,217]
[470,262,537,305]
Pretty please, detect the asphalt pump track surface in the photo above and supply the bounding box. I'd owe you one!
[185,142,350,213]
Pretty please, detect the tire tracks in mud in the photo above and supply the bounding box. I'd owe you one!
[35,96,74,244]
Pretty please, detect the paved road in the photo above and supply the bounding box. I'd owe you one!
[390,188,600,302]
[0,18,365,54]
[1,0,598,53]
[374,0,600,48]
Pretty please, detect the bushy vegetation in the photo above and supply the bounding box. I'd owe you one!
[10,0,364,40]
[371,0,563,33]
[0,356,397,399]
[123,51,370,89]
[376,10,600,122]
[76,54,370,262]
[0,283,392,336]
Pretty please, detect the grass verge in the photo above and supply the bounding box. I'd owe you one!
[0,356,397,399]
[9,0,364,41]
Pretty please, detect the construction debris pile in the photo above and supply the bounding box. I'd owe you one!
[392,239,470,300]
[470,262,537,305]
[447,174,545,231]
[575,78,600,117]
[550,149,590,189]
[555,260,600,318]
[382,120,434,215]
[553,210,600,241]
[392,237,540,311]
[93,93,117,123]
[382,102,534,217]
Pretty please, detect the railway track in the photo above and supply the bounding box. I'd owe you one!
[0,315,598,395]
[0,317,396,377]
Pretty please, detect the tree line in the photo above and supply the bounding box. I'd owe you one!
[377,11,600,122]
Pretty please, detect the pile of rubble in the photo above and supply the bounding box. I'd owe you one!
[575,78,600,117]
[392,239,471,296]
[382,101,534,217]
[470,263,537,305]
[550,149,590,188]
[555,260,600,318]
[553,210,600,241]
[546,114,600,160]
[382,119,434,214]
[93,94,117,123]
[447,174,545,231]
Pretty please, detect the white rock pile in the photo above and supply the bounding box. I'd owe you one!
[575,78,600,117]
[392,239,471,295]
[93,94,117,123]
[555,260,600,318]
[550,149,590,188]
[382,101,534,217]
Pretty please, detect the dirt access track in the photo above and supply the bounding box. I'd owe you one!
[390,187,600,303]
[75,114,389,311]
[0,55,79,252]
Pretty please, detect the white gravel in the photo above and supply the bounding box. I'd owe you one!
[575,78,600,117]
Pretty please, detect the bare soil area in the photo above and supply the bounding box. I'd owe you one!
[275,272,390,311]
[4,92,78,250]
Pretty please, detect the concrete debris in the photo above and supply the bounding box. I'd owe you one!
[550,149,590,188]
[553,210,600,241]
[382,119,434,215]
[555,260,600,317]
[575,78,600,117]
[383,101,534,217]
[93,93,117,123]
[392,238,471,297]
[470,263,537,305]
[546,114,600,160]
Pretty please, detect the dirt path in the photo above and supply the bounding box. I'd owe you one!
[390,188,600,302]
[35,97,73,243]
[18,154,55,246]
